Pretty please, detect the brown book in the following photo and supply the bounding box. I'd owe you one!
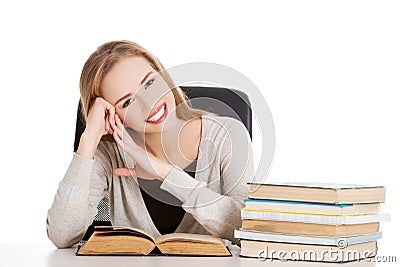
[248,182,385,204]
[76,225,231,256]
[240,239,377,262]
[242,219,379,236]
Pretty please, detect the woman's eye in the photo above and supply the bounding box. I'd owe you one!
[144,78,154,89]
[123,98,135,108]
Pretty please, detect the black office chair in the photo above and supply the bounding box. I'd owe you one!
[74,86,252,240]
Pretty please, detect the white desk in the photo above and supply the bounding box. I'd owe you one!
[0,243,376,267]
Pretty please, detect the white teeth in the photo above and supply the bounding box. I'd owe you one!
[146,104,165,122]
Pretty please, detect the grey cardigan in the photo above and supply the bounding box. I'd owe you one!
[46,114,254,248]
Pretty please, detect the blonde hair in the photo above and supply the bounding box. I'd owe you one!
[79,40,213,127]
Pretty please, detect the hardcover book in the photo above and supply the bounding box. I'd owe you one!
[76,225,231,256]
[248,182,385,204]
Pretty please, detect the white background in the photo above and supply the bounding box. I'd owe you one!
[0,0,399,263]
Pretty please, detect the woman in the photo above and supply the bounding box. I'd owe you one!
[46,40,254,249]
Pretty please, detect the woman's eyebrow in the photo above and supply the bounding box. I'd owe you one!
[114,71,154,106]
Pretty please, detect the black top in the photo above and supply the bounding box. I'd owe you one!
[137,161,197,235]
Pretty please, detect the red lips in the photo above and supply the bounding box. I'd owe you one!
[145,101,166,122]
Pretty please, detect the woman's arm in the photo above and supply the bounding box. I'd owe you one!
[47,97,116,248]
[46,140,111,248]
[160,118,254,245]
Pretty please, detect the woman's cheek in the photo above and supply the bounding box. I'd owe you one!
[123,116,144,132]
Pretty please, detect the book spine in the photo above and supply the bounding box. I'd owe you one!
[241,209,390,225]
[234,229,382,246]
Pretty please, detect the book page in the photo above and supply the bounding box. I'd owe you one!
[94,225,155,243]
[155,232,223,245]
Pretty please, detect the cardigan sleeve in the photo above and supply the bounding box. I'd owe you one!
[160,118,254,246]
[46,141,111,248]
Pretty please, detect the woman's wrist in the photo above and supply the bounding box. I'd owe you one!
[76,131,101,159]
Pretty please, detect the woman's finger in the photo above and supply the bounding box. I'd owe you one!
[113,129,124,148]
[108,120,114,134]
[108,105,115,126]
[116,114,132,141]
[108,125,114,135]
[107,113,115,135]
[113,113,140,153]
[101,98,115,127]
[115,113,124,128]
[111,121,123,139]
[105,113,110,132]
[114,168,136,177]
[114,114,128,140]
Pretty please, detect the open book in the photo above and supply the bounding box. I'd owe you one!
[76,225,231,256]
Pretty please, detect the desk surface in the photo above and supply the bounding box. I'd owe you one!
[0,243,376,267]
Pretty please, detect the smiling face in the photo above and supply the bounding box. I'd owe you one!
[101,56,177,134]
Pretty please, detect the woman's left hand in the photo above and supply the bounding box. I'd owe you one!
[110,113,173,181]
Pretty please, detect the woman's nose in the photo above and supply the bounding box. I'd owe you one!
[137,99,153,115]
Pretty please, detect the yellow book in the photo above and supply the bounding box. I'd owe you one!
[244,198,380,215]
[243,207,370,216]
[76,225,231,256]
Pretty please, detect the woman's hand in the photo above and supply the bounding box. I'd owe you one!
[110,113,173,181]
[84,97,115,140]
[76,97,115,159]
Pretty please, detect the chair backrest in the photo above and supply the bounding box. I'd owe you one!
[179,86,252,139]
[75,86,252,239]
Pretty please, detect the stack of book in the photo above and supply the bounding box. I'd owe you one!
[234,182,390,263]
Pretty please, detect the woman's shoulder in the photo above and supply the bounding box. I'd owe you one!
[202,113,246,126]
[201,113,248,139]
